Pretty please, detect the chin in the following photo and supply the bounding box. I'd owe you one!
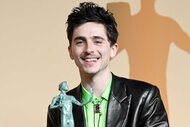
[83,69,99,75]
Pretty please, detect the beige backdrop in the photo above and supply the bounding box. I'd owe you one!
[0,0,190,127]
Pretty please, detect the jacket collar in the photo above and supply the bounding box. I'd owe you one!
[71,85,85,127]
[71,74,132,127]
[107,74,132,127]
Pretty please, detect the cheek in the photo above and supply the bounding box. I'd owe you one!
[69,47,82,60]
[68,47,77,60]
[100,48,112,58]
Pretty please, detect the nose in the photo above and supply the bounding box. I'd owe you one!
[85,42,95,53]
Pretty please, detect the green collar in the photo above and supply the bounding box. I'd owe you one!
[81,79,112,102]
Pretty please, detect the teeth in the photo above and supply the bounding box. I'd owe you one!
[84,58,97,62]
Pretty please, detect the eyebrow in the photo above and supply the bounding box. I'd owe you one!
[74,36,86,42]
[93,36,104,39]
[74,36,105,41]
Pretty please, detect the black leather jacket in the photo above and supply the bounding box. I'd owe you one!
[47,74,169,127]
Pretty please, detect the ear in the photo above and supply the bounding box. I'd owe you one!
[110,43,118,58]
[68,46,74,60]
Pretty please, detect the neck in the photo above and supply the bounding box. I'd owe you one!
[80,70,112,97]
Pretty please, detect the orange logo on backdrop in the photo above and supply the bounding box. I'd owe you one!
[107,0,190,113]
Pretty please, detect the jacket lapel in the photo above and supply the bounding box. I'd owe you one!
[68,85,86,127]
[107,75,132,127]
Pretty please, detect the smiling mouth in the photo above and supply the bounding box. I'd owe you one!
[82,58,99,62]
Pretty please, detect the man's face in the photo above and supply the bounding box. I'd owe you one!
[68,22,118,75]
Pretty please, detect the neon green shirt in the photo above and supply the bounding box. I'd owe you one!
[82,79,112,127]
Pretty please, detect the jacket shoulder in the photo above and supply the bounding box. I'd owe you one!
[112,74,160,97]
[67,85,82,101]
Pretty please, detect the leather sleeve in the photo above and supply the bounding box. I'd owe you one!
[47,106,61,127]
[139,86,169,127]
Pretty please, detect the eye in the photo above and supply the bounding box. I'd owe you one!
[94,39,103,44]
[75,41,84,45]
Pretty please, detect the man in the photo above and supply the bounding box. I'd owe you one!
[47,2,169,127]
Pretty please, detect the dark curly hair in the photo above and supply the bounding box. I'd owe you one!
[66,2,118,46]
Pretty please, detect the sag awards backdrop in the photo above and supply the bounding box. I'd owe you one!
[0,0,190,127]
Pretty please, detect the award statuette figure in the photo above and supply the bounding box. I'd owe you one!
[50,81,93,127]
